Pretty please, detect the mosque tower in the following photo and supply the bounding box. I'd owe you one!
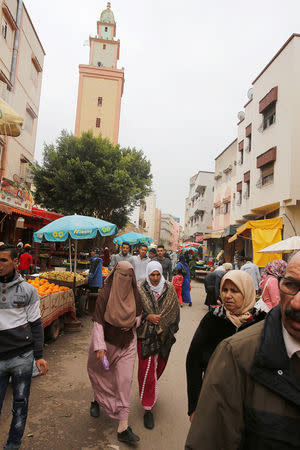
[74,3,124,144]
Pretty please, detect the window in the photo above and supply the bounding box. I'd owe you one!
[103,44,106,50]
[105,26,108,32]
[96,117,101,128]
[224,203,230,214]
[245,181,250,198]
[240,149,244,165]
[261,162,274,186]
[263,103,276,130]
[248,134,252,151]
[97,96,103,106]
[2,17,7,39]
[215,206,220,216]
[225,171,231,182]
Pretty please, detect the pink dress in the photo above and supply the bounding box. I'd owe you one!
[87,318,141,421]
[260,275,280,309]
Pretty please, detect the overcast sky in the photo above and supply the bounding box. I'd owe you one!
[25,0,300,222]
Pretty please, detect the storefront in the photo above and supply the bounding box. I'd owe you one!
[228,217,283,267]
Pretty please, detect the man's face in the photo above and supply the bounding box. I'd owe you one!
[139,246,148,259]
[280,253,300,341]
[149,252,155,260]
[121,244,130,256]
[90,251,96,257]
[0,251,17,276]
[157,247,165,259]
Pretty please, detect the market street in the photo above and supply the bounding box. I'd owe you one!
[0,281,207,450]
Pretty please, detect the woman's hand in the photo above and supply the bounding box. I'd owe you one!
[96,349,107,364]
[146,314,161,325]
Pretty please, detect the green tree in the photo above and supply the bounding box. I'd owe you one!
[31,131,152,228]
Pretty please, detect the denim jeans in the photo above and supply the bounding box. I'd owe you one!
[0,350,34,449]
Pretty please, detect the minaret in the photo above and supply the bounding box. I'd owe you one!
[74,3,124,144]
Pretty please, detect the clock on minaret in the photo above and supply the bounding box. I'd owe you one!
[74,2,124,145]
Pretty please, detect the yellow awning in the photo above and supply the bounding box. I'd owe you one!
[228,218,283,267]
[0,98,23,137]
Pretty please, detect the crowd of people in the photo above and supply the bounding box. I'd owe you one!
[1,240,300,449]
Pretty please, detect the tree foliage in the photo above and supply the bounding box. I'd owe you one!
[31,131,152,228]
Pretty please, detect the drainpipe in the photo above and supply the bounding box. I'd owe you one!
[10,0,23,87]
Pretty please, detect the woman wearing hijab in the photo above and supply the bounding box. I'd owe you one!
[137,261,180,430]
[177,254,192,306]
[87,261,142,444]
[259,259,287,309]
[186,270,266,421]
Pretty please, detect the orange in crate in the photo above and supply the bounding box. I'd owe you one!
[27,278,70,296]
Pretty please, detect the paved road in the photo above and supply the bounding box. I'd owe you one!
[0,281,207,450]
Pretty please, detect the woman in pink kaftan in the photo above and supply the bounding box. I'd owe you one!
[87,261,142,444]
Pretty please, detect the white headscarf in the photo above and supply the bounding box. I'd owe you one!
[146,261,166,295]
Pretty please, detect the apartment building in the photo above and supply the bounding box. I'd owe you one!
[160,213,174,249]
[233,33,300,238]
[0,0,45,186]
[184,171,214,240]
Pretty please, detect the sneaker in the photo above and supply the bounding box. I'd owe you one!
[90,401,100,418]
[189,302,192,307]
[144,410,154,429]
[117,426,140,443]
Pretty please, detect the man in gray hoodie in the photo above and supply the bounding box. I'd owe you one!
[0,244,48,450]
[109,242,135,270]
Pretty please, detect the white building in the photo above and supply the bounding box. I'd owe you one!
[184,171,214,240]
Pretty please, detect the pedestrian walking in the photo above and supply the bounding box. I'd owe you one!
[177,254,192,306]
[137,261,180,430]
[259,259,287,309]
[0,244,48,450]
[102,247,110,267]
[18,246,33,277]
[109,242,135,270]
[172,267,184,306]
[87,261,142,444]
[186,270,265,421]
[154,245,173,281]
[170,251,178,270]
[240,256,261,291]
[148,248,157,260]
[133,244,150,282]
[185,251,300,450]
[204,263,232,306]
[87,249,103,293]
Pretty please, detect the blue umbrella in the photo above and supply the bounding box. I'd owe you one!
[34,215,117,273]
[34,214,117,243]
[113,232,153,246]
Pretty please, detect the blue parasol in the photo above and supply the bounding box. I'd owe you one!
[113,232,153,246]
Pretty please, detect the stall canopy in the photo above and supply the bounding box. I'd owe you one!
[113,232,153,246]
[228,218,283,267]
[0,98,23,137]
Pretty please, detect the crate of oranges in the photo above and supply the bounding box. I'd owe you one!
[27,277,70,297]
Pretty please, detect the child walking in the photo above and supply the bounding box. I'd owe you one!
[173,268,184,307]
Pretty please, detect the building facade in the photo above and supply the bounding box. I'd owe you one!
[0,0,45,185]
[74,2,124,145]
[184,171,214,240]
[160,213,174,249]
[0,0,45,242]
[233,33,300,239]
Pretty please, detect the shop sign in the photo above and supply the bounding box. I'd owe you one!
[0,177,33,211]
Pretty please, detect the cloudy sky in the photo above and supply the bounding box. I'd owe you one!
[25,0,300,221]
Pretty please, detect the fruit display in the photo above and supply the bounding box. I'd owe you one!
[27,278,69,296]
[102,267,110,276]
[40,271,86,282]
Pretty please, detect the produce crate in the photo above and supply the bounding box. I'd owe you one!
[40,276,86,288]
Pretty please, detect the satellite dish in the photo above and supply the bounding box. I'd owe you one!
[237,111,245,121]
[247,88,253,100]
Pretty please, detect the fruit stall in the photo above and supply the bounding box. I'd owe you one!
[27,277,77,340]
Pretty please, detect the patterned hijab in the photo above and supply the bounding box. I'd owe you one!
[260,259,287,284]
[220,270,256,328]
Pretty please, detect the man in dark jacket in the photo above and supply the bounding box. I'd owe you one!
[186,251,300,450]
[87,249,103,293]
[0,244,48,449]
